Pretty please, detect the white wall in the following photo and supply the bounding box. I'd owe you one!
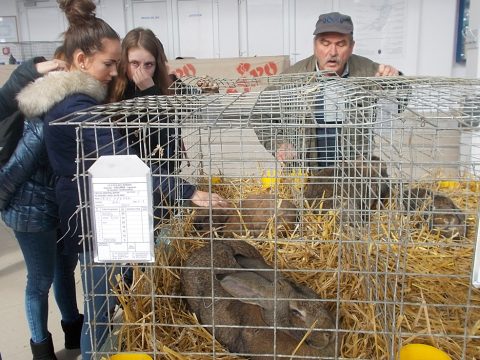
[416,0,458,76]
[0,0,468,77]
[0,0,17,14]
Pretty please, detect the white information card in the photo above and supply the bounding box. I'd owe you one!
[88,155,154,263]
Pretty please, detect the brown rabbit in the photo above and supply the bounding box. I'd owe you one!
[180,240,339,359]
[402,187,466,238]
[303,155,389,223]
[192,193,297,238]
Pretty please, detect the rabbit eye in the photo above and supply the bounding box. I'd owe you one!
[291,308,304,318]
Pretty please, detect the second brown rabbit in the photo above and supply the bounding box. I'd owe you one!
[402,187,466,239]
[180,239,339,359]
[192,193,297,238]
[303,155,390,224]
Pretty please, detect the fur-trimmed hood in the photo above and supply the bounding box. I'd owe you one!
[17,70,107,118]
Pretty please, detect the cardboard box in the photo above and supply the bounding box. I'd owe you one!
[1,55,291,89]
[169,55,290,93]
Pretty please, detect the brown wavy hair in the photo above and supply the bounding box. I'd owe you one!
[109,28,172,102]
[57,0,119,65]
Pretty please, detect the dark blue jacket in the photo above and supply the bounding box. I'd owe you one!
[0,120,58,231]
[0,58,59,232]
[17,70,194,253]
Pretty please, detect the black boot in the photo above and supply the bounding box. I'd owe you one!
[30,333,57,360]
[61,314,84,350]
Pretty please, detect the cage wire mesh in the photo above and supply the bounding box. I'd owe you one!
[50,74,480,359]
[170,71,339,94]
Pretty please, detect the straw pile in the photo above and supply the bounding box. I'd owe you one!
[111,176,480,359]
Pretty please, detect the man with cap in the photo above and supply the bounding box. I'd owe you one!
[284,12,400,77]
[255,12,402,168]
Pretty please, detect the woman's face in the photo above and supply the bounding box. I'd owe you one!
[126,46,156,81]
[83,38,121,86]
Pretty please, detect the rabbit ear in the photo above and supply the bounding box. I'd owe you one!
[218,272,275,309]
[234,255,275,282]
[235,255,269,270]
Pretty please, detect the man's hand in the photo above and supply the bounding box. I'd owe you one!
[35,59,67,75]
[132,67,155,91]
[375,64,400,77]
[276,142,296,162]
[190,190,227,208]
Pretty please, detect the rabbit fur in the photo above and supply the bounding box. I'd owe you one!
[180,239,339,359]
[192,193,298,238]
[402,187,466,238]
[303,156,389,223]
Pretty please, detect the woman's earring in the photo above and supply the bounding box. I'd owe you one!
[80,64,85,70]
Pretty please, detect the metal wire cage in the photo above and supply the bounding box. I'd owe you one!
[51,75,480,359]
[170,71,339,94]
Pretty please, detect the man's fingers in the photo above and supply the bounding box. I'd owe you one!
[376,64,400,77]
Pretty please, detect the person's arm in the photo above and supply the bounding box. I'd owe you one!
[250,90,297,162]
[0,57,66,121]
[58,95,224,207]
[0,120,45,210]
[0,58,43,120]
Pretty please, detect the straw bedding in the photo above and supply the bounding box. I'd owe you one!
[111,177,480,359]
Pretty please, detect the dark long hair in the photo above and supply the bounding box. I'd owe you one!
[57,0,119,65]
[110,27,171,102]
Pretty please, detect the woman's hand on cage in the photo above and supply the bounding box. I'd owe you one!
[190,190,227,208]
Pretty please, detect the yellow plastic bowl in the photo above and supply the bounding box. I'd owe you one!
[109,354,152,360]
[438,180,460,189]
[261,169,279,189]
[399,344,451,360]
[469,180,480,192]
[211,176,223,185]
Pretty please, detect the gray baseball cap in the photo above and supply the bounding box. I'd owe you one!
[313,12,354,36]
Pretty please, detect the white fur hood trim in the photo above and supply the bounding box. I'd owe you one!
[17,71,107,118]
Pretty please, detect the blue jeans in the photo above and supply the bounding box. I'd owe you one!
[15,229,80,343]
[80,252,121,359]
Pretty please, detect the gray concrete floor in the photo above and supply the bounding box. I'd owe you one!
[0,220,82,360]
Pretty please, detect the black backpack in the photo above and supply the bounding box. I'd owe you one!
[0,111,24,166]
